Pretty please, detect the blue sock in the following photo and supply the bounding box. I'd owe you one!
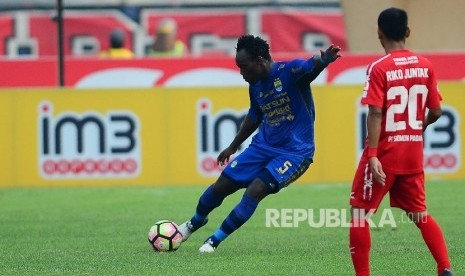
[210,195,259,246]
[190,184,224,229]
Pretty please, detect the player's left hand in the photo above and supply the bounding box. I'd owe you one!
[369,157,386,186]
[320,44,342,65]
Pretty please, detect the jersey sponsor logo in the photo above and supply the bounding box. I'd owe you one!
[38,102,141,178]
[387,135,423,142]
[393,56,419,66]
[259,94,292,127]
[196,98,251,177]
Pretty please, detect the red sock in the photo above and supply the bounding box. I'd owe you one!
[415,215,452,275]
[349,218,371,276]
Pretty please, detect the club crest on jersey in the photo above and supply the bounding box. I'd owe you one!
[274,78,283,92]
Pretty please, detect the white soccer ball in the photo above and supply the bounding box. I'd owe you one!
[148,220,183,252]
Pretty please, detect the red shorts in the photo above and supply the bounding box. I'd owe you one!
[349,157,426,213]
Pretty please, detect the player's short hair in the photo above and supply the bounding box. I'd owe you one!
[378,7,408,41]
[236,35,271,61]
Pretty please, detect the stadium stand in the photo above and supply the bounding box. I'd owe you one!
[0,0,340,8]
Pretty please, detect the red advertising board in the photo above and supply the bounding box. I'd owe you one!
[1,53,464,88]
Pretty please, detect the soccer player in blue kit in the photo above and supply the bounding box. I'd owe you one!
[179,34,342,252]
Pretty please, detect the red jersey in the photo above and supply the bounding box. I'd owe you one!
[361,49,442,174]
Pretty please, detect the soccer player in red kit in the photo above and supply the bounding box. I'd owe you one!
[349,7,453,276]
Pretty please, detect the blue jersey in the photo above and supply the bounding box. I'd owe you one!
[247,58,317,159]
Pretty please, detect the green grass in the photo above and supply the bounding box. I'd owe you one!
[0,180,463,275]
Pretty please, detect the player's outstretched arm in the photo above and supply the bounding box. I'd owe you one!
[314,44,342,69]
[217,115,260,166]
[302,45,342,84]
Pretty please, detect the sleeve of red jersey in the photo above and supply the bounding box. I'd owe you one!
[361,64,384,108]
[425,65,442,109]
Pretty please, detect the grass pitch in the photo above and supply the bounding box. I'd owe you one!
[0,180,463,275]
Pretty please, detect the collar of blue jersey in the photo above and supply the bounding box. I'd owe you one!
[264,62,280,82]
[256,62,280,85]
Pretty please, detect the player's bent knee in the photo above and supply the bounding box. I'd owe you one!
[245,179,270,201]
[256,169,280,194]
[213,175,241,197]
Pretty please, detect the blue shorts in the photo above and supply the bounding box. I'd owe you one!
[222,144,313,193]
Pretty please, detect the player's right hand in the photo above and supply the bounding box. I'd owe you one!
[217,146,236,166]
[369,157,386,186]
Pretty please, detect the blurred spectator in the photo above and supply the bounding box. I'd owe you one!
[147,18,187,57]
[99,28,134,59]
